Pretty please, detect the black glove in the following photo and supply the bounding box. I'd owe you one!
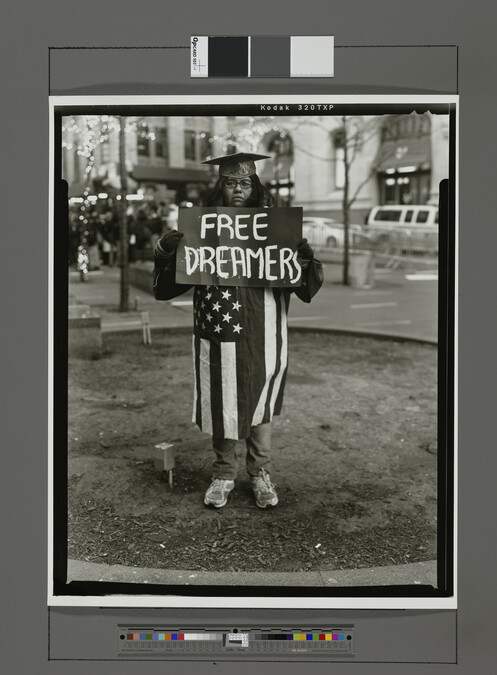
[297,237,314,261]
[158,230,184,253]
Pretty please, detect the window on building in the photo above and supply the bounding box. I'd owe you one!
[381,119,397,142]
[183,129,211,161]
[199,132,211,160]
[333,130,345,189]
[399,117,415,137]
[184,130,197,161]
[155,127,168,158]
[382,113,432,143]
[416,113,431,138]
[137,124,150,157]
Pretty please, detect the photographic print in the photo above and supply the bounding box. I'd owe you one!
[49,95,457,608]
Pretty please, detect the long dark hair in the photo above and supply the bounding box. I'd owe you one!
[203,174,274,207]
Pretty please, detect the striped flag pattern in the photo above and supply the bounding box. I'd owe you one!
[192,284,289,440]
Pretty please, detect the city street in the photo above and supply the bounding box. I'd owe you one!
[69,257,439,343]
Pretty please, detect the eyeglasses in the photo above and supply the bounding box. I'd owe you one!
[223,179,252,190]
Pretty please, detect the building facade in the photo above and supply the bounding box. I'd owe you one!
[62,112,449,224]
[248,113,450,223]
[62,115,227,207]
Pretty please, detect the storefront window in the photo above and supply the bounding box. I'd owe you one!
[399,176,414,204]
[379,170,430,205]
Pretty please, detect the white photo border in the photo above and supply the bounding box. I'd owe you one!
[49,94,458,609]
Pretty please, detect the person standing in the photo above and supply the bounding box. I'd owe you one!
[153,153,323,509]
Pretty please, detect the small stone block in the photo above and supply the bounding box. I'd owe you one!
[153,443,175,471]
[163,447,175,471]
[152,456,163,471]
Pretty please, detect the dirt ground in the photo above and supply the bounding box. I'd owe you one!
[67,328,438,577]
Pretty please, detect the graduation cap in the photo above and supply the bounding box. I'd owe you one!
[202,152,270,178]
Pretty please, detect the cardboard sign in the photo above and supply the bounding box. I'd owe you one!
[175,206,303,287]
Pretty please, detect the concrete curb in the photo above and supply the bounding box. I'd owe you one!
[286,325,438,346]
[68,558,437,588]
[101,322,438,346]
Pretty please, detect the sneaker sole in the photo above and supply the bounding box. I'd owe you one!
[255,498,278,509]
[204,497,228,508]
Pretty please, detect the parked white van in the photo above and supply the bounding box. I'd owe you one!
[366,205,438,254]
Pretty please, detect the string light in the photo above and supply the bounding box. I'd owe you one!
[77,244,89,280]
[193,116,291,156]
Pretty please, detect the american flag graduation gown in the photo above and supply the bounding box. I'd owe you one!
[153,250,323,440]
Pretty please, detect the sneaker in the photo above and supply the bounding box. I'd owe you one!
[250,470,278,509]
[204,478,235,508]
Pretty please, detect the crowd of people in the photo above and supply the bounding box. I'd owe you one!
[68,198,178,270]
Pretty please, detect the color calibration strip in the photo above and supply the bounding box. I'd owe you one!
[191,36,334,78]
[255,633,348,640]
[124,632,222,641]
[118,628,354,657]
[123,632,348,641]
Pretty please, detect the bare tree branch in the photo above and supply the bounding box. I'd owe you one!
[347,168,376,211]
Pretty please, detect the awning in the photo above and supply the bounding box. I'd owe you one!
[375,135,431,172]
[131,165,211,183]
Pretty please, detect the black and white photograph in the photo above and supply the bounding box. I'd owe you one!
[49,95,457,607]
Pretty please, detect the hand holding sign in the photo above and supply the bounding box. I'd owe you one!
[296,238,314,261]
[175,206,303,288]
[158,230,184,253]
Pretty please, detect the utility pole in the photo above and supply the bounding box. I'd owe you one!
[118,116,129,312]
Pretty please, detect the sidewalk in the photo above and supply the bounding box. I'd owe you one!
[69,259,438,343]
[68,558,437,588]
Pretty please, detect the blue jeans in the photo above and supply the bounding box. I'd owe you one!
[211,422,272,480]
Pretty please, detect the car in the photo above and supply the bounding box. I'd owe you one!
[302,217,367,249]
[365,205,438,254]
